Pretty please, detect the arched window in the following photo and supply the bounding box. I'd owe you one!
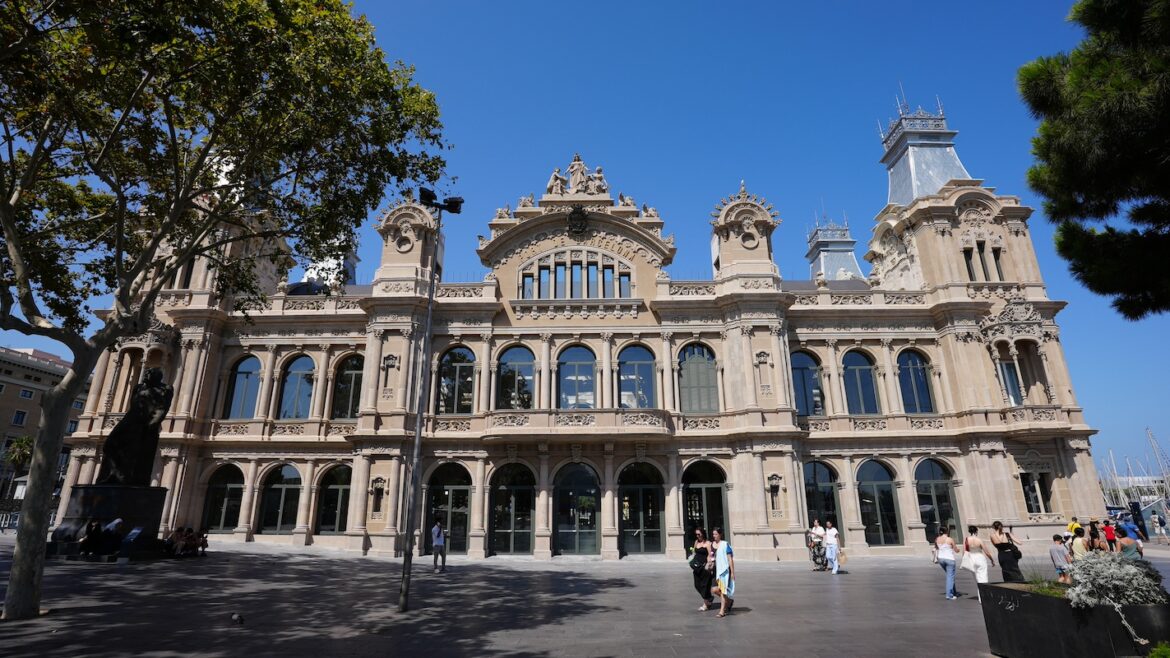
[554,463,601,555]
[315,465,351,534]
[678,343,718,413]
[490,464,536,555]
[557,346,596,409]
[681,460,727,545]
[330,355,364,419]
[790,352,822,417]
[842,351,880,415]
[202,465,244,532]
[438,347,476,415]
[497,346,535,410]
[803,461,838,529]
[278,355,315,419]
[993,343,1024,406]
[898,350,934,414]
[427,462,473,554]
[258,464,302,534]
[915,458,958,543]
[857,460,900,545]
[617,345,656,409]
[222,356,262,419]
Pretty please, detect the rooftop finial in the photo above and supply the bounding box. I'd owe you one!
[739,179,746,195]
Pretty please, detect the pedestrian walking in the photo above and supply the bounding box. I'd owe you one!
[962,525,995,601]
[1116,527,1144,560]
[990,521,1024,583]
[1070,527,1090,561]
[933,526,959,600]
[824,520,841,575]
[1103,520,1117,552]
[807,519,827,571]
[709,527,735,618]
[1049,534,1071,584]
[432,516,447,573]
[689,527,716,611]
[1151,512,1167,545]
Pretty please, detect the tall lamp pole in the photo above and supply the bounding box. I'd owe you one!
[398,187,462,613]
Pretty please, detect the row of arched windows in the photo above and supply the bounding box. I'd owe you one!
[218,344,937,420]
[791,349,936,417]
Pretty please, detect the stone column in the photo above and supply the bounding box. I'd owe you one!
[178,341,201,415]
[158,454,180,534]
[1035,345,1057,404]
[361,330,384,413]
[428,359,440,415]
[293,460,317,544]
[168,341,188,413]
[535,450,551,558]
[740,326,759,408]
[488,365,499,412]
[752,451,769,529]
[84,349,113,415]
[660,332,674,411]
[478,333,492,413]
[77,454,97,487]
[54,453,84,525]
[665,451,681,549]
[310,348,331,420]
[600,332,613,408]
[469,456,487,558]
[601,450,618,559]
[236,459,260,537]
[348,452,371,536]
[103,351,124,413]
[395,329,413,411]
[1009,343,1027,404]
[539,334,552,409]
[880,338,903,414]
[781,452,801,528]
[769,325,792,411]
[824,339,842,415]
[839,455,863,547]
[896,454,919,543]
[790,453,807,529]
[256,346,278,421]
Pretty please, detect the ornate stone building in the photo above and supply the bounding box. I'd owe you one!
[61,108,1103,561]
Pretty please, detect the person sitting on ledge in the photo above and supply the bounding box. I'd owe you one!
[78,520,102,556]
[165,527,183,555]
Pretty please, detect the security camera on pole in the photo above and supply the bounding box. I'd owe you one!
[398,188,462,613]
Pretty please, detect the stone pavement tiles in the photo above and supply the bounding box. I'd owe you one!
[1,537,1168,658]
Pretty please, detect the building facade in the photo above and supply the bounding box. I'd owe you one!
[61,109,1103,560]
[0,347,88,513]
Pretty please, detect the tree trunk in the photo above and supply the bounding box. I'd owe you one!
[3,348,97,620]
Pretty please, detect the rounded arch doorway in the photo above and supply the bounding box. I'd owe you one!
[554,463,600,555]
[915,458,960,544]
[202,464,244,533]
[618,462,664,556]
[426,462,472,555]
[489,463,536,555]
[681,460,728,550]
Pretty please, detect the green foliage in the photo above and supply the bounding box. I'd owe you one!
[0,0,446,346]
[1025,576,1068,599]
[1017,0,1170,319]
[2,435,34,472]
[1150,642,1170,658]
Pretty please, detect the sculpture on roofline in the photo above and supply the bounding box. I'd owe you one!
[641,203,658,218]
[618,192,635,207]
[566,153,588,193]
[546,168,567,195]
[495,204,511,219]
[518,192,535,208]
[585,166,609,194]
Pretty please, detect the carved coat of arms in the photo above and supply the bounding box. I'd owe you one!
[567,204,588,238]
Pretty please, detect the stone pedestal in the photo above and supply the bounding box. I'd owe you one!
[49,484,167,559]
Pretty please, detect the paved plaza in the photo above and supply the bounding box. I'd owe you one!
[1,536,1168,657]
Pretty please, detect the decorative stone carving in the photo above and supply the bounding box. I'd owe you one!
[492,414,530,428]
[335,299,362,310]
[885,292,925,305]
[1067,438,1091,452]
[436,285,481,298]
[808,420,831,432]
[327,423,356,436]
[271,423,306,435]
[634,442,647,462]
[570,444,584,462]
[216,423,249,436]
[585,166,608,194]
[830,294,873,305]
[546,167,567,194]
[618,192,635,207]
[621,412,663,427]
[683,417,721,430]
[741,278,776,290]
[669,283,716,296]
[555,413,596,427]
[793,294,819,306]
[851,418,887,431]
[284,299,325,311]
[910,417,945,430]
[435,419,471,432]
[1030,408,1057,422]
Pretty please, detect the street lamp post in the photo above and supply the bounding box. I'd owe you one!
[398,187,462,613]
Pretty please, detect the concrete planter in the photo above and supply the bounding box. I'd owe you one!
[978,582,1170,657]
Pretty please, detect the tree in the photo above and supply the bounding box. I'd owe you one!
[1018,0,1170,320]
[0,0,445,619]
[3,435,34,473]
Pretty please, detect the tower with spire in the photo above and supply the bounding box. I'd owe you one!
[879,100,972,206]
[806,219,864,280]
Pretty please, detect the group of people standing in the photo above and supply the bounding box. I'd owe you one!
[932,521,1023,601]
[805,519,841,574]
[688,527,736,617]
[1065,516,1149,561]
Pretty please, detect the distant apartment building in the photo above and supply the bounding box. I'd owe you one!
[0,346,89,509]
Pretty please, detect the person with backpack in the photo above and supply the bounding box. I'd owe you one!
[1150,511,1167,545]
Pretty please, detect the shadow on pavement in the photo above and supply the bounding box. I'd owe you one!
[0,549,633,658]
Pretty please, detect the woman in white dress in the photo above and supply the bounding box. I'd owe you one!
[709,526,736,618]
[963,525,996,601]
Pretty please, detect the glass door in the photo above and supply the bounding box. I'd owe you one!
[619,485,664,554]
[427,485,471,554]
[682,484,727,549]
[491,486,534,555]
[917,481,959,544]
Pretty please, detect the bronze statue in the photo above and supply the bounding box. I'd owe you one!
[97,367,173,486]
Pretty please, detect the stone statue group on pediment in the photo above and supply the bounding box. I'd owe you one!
[546,153,608,195]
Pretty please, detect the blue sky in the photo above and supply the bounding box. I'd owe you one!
[6,2,1168,471]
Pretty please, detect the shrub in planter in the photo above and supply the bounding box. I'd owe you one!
[1068,553,1170,646]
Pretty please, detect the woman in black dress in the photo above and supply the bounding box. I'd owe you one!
[689,527,715,611]
[990,520,1024,582]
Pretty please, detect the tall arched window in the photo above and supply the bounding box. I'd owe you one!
[915,459,959,544]
[278,355,315,419]
[803,461,838,529]
[315,465,352,534]
[438,347,476,415]
[678,343,718,413]
[222,356,262,419]
[497,346,535,410]
[842,351,880,415]
[201,465,244,532]
[993,343,1024,406]
[258,464,302,534]
[617,345,656,409]
[791,351,822,417]
[898,350,934,414]
[331,355,364,419]
[557,346,596,409]
[857,460,900,545]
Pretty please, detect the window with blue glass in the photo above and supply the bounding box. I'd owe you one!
[278,355,315,419]
[222,356,262,419]
[439,347,476,414]
[617,345,656,409]
[897,350,935,414]
[497,346,535,410]
[790,351,822,417]
[557,346,596,409]
[842,350,880,415]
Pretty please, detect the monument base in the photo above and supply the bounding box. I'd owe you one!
[48,485,168,560]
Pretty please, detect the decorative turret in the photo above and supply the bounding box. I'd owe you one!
[879,101,972,206]
[805,220,864,280]
[371,194,442,296]
[709,181,780,280]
